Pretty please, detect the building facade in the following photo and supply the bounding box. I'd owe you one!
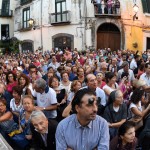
[13,0,150,53]
[0,0,16,53]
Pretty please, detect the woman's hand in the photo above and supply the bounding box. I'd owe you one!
[25,135,32,140]
[34,106,44,111]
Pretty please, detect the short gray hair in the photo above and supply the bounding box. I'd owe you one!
[30,110,47,121]
[35,78,47,89]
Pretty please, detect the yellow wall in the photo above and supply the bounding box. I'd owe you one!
[125,26,143,53]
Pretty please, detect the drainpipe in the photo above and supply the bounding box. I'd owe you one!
[41,0,43,53]
[83,0,87,50]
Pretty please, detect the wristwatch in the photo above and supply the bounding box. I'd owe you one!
[43,107,46,110]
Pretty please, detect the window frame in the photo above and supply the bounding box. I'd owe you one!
[1,24,9,41]
[141,0,150,13]
[55,0,66,22]
[1,0,10,15]
[22,7,30,29]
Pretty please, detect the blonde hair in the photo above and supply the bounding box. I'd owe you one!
[22,95,34,105]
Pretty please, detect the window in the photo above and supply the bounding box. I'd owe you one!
[141,0,150,13]
[23,7,30,28]
[55,0,66,22]
[1,0,10,15]
[1,25,9,40]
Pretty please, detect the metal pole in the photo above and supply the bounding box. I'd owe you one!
[41,0,43,53]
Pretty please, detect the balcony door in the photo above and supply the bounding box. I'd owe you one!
[1,0,10,15]
[55,0,66,22]
[97,23,121,51]
[1,24,9,41]
[147,37,150,50]
[54,36,71,51]
[21,41,33,53]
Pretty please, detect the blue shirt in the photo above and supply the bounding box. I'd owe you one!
[56,114,109,150]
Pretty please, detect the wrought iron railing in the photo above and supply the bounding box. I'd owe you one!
[94,3,121,16]
[20,0,32,5]
[0,9,13,17]
[50,11,71,24]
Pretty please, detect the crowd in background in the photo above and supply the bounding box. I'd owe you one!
[0,47,150,149]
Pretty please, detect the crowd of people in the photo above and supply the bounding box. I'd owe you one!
[0,47,150,149]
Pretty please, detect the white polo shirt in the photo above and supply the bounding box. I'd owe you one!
[140,73,150,86]
[33,87,57,119]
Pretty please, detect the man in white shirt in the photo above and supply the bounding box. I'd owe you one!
[33,78,57,119]
[130,55,140,70]
[140,63,150,86]
[118,61,135,82]
[48,54,60,72]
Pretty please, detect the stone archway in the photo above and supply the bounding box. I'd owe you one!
[21,40,34,53]
[97,23,121,51]
[52,33,74,51]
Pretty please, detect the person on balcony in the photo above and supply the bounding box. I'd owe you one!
[96,0,102,14]
[115,0,120,14]
[107,0,112,14]
[112,0,116,14]
[101,0,105,14]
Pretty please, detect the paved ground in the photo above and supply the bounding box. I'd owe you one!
[0,134,13,150]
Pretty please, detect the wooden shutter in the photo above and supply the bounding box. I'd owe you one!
[141,0,148,13]
[147,0,150,13]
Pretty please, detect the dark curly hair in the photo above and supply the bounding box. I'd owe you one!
[12,85,23,96]
[130,88,144,104]
[18,73,30,87]
[6,71,17,84]
[105,72,116,83]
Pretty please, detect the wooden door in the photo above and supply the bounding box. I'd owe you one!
[97,31,121,51]
[147,37,150,50]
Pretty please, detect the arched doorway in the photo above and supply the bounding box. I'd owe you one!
[97,23,121,51]
[52,33,74,51]
[21,40,34,53]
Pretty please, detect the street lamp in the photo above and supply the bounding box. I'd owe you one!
[133,3,139,20]
[28,18,35,27]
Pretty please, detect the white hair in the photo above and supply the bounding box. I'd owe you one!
[30,110,47,121]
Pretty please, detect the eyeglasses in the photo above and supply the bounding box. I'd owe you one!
[8,75,13,78]
[30,70,36,73]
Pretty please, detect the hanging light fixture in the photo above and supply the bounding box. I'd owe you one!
[133,0,139,20]
[28,18,35,27]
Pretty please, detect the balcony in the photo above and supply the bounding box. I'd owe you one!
[20,0,32,5]
[50,11,71,25]
[94,3,121,19]
[0,10,13,17]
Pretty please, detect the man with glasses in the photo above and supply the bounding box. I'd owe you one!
[56,88,109,150]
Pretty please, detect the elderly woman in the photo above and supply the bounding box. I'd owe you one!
[19,95,35,140]
[59,71,72,94]
[73,67,85,86]
[103,90,127,140]
[17,73,32,96]
[110,121,138,150]
[96,72,106,89]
